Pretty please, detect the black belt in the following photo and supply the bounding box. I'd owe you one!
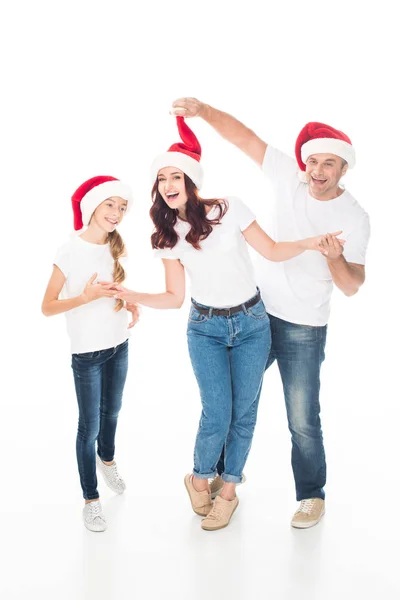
[191,290,261,317]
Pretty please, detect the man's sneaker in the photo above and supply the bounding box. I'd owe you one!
[96,454,126,494]
[83,500,107,532]
[184,474,212,516]
[201,495,239,531]
[291,498,325,529]
[209,473,247,500]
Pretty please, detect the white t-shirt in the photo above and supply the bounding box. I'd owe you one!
[154,196,257,308]
[54,234,129,354]
[255,145,370,326]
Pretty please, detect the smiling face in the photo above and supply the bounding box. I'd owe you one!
[157,167,188,215]
[91,196,128,233]
[305,153,348,200]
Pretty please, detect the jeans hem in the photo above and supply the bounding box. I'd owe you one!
[222,473,242,484]
[85,494,100,501]
[296,491,325,501]
[192,470,217,480]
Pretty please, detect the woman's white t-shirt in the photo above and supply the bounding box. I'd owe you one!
[54,234,129,354]
[154,196,257,308]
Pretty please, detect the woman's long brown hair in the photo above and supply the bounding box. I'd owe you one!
[107,229,126,312]
[150,175,228,251]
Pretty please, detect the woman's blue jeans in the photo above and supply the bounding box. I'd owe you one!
[71,339,128,500]
[187,294,271,484]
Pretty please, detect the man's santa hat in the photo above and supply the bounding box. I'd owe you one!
[295,122,356,172]
[150,117,203,189]
[71,175,133,230]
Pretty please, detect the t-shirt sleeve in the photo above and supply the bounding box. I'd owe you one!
[228,197,256,231]
[153,247,180,260]
[343,213,371,265]
[54,242,71,278]
[262,145,301,189]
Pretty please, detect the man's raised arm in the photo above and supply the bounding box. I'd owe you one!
[171,97,267,167]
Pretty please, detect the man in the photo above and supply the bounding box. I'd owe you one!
[171,98,370,528]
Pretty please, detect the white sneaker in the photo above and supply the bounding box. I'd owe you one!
[96,454,126,494]
[83,500,107,532]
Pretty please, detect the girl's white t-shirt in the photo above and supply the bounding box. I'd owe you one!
[54,234,129,354]
[154,196,257,308]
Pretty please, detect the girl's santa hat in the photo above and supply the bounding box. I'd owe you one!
[295,122,356,172]
[150,117,204,189]
[71,175,133,230]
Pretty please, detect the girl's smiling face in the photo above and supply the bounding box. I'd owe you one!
[92,196,128,232]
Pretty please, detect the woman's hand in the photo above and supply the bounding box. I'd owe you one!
[303,231,345,256]
[100,282,140,304]
[318,232,346,260]
[81,273,116,304]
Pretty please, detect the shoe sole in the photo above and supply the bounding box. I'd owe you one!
[184,476,212,517]
[291,510,325,529]
[84,522,107,532]
[201,500,239,531]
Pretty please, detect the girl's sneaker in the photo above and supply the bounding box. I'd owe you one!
[96,454,126,494]
[83,500,107,532]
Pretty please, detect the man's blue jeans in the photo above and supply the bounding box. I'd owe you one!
[187,294,271,484]
[267,315,327,500]
[71,339,128,500]
[217,314,327,500]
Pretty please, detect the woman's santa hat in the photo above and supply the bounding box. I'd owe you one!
[71,175,133,230]
[150,117,204,189]
[295,122,356,172]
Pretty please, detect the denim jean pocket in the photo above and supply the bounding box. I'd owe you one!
[246,299,268,320]
[188,306,209,324]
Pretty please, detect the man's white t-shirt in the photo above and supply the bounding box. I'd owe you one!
[54,234,129,354]
[154,196,258,308]
[255,145,370,326]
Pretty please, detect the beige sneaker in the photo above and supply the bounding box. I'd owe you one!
[210,473,247,500]
[184,474,212,516]
[291,498,325,529]
[201,495,239,531]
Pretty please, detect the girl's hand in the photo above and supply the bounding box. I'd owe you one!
[303,231,345,256]
[125,302,140,328]
[81,274,116,304]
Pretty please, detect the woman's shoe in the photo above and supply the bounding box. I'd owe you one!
[184,474,212,516]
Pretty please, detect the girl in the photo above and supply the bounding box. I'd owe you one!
[42,176,137,532]
[106,118,343,531]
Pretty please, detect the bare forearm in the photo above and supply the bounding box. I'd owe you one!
[327,256,365,296]
[42,295,85,316]
[134,291,183,309]
[268,241,307,262]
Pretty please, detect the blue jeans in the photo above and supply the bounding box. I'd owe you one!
[217,314,327,500]
[71,339,128,500]
[187,293,271,484]
[267,315,327,500]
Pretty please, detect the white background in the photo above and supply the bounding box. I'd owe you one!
[1,1,399,599]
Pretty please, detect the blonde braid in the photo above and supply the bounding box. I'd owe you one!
[108,230,126,312]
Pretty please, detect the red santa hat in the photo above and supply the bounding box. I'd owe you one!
[295,122,356,172]
[150,117,204,189]
[71,175,133,230]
